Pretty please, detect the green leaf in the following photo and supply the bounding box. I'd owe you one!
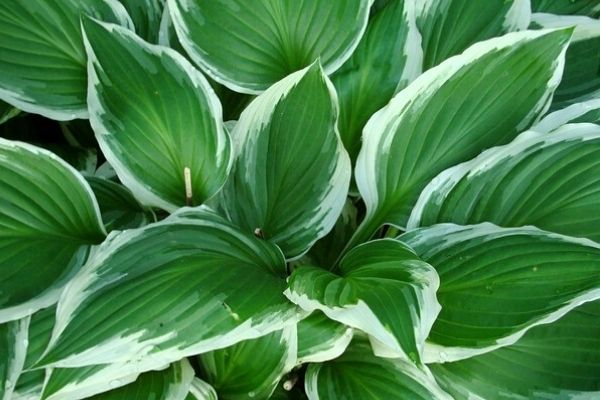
[0,101,20,125]
[286,239,440,363]
[198,326,297,399]
[417,0,531,70]
[185,379,217,400]
[408,123,600,242]
[305,339,451,400]
[22,307,55,370]
[353,28,572,244]
[118,0,165,43]
[0,318,28,400]
[399,223,600,363]
[86,176,152,232]
[86,360,194,400]
[532,0,600,17]
[13,369,44,400]
[532,98,600,132]
[331,0,422,163]
[37,207,297,373]
[430,300,600,399]
[83,18,231,211]
[168,0,372,93]
[532,14,600,110]
[219,63,351,258]
[0,0,132,120]
[0,139,105,322]
[296,312,353,365]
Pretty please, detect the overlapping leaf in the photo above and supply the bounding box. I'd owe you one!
[532,0,600,17]
[118,0,165,43]
[84,18,231,211]
[296,312,353,365]
[286,239,439,362]
[0,139,105,322]
[532,98,600,132]
[0,318,28,400]
[409,123,600,242]
[168,0,372,93]
[220,63,350,258]
[400,223,600,362]
[0,0,132,120]
[185,379,217,400]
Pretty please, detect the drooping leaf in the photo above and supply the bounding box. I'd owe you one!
[430,300,600,399]
[0,318,28,400]
[417,0,531,70]
[86,176,152,232]
[296,312,353,365]
[286,239,440,362]
[532,98,600,132]
[0,0,132,120]
[198,326,297,399]
[37,207,297,373]
[304,340,452,400]
[168,0,372,93]
[408,123,600,242]
[531,13,600,110]
[83,18,231,211]
[353,28,572,245]
[532,0,600,17]
[331,0,422,163]
[118,0,165,43]
[399,223,600,363]
[185,379,217,400]
[0,139,105,323]
[219,63,351,258]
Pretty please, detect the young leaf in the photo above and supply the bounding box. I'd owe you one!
[296,312,353,365]
[36,207,297,372]
[286,239,440,363]
[118,0,165,43]
[0,139,105,323]
[168,0,372,93]
[408,123,600,242]
[185,379,217,400]
[219,63,351,258]
[399,223,600,363]
[305,340,452,400]
[0,0,132,120]
[83,18,231,211]
[198,326,297,399]
[0,318,28,400]
[430,300,600,399]
[353,28,572,243]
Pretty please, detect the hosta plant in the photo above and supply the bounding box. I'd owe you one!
[1,0,600,399]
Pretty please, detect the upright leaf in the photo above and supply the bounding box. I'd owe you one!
[286,239,440,362]
[417,0,531,69]
[0,318,28,400]
[37,208,297,373]
[185,379,217,400]
[430,300,600,399]
[168,0,372,93]
[408,124,600,242]
[400,223,600,362]
[353,28,571,245]
[83,18,231,211]
[220,63,350,258]
[0,139,105,322]
[118,0,165,43]
[198,326,297,399]
[0,0,132,120]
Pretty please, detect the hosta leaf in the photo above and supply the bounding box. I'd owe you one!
[86,177,152,232]
[220,63,350,258]
[0,0,132,120]
[37,207,297,372]
[83,18,231,211]
[305,340,451,400]
[354,28,572,242]
[331,0,422,163]
[532,0,600,17]
[118,0,165,43]
[22,307,55,370]
[296,312,353,365]
[86,360,193,400]
[0,318,28,400]
[399,223,600,362]
[198,326,297,399]
[13,370,44,400]
[185,379,217,400]
[417,0,531,69]
[0,139,105,322]
[0,101,20,126]
[430,300,600,399]
[408,124,600,242]
[286,239,439,362]
[532,98,600,132]
[532,13,600,110]
[168,0,372,93]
